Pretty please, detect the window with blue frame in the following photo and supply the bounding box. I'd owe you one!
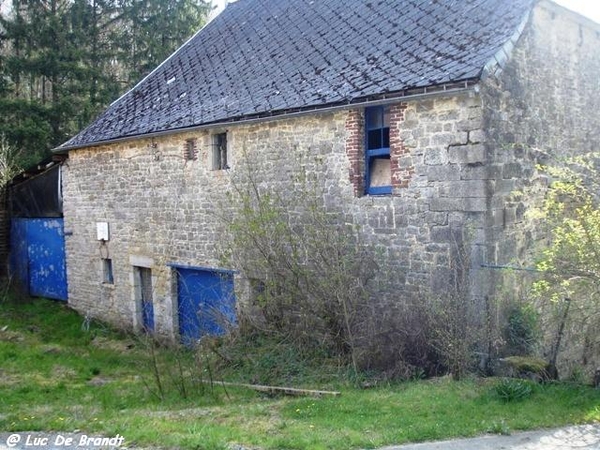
[365,106,392,195]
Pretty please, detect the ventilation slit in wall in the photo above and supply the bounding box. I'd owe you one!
[184,138,198,161]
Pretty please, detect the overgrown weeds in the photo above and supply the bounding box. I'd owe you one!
[219,152,491,382]
[202,330,351,387]
[220,154,377,378]
[135,333,217,401]
[2,295,600,450]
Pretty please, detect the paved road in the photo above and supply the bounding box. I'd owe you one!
[378,424,600,450]
[1,425,599,449]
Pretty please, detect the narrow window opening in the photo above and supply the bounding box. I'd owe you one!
[184,138,197,161]
[102,258,114,284]
[365,106,391,195]
[212,132,228,170]
[134,266,154,332]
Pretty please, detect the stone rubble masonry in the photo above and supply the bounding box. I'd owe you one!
[62,1,600,348]
[479,1,600,372]
[389,103,412,190]
[481,1,600,284]
[63,92,486,337]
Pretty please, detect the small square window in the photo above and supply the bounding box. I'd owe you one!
[184,138,197,161]
[102,258,114,284]
[212,132,228,170]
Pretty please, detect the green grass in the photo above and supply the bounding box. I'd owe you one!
[1,296,599,450]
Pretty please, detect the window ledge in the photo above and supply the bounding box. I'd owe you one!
[366,186,392,196]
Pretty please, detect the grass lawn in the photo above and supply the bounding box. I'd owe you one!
[1,297,599,450]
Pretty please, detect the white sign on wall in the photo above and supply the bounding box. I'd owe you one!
[97,222,110,241]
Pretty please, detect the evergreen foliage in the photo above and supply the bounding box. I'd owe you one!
[0,0,210,167]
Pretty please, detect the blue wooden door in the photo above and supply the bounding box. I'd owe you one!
[9,219,30,291]
[176,267,235,345]
[10,218,68,301]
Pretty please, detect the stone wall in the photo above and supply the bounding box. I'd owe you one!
[483,0,600,272]
[63,90,488,338]
[61,0,600,374]
[481,0,600,372]
[348,94,487,302]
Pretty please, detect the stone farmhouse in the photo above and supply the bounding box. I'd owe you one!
[53,0,600,343]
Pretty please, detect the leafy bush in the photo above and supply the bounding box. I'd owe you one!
[530,155,600,376]
[502,356,548,376]
[493,378,534,403]
[504,303,540,356]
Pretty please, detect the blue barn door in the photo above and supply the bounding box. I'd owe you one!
[175,266,236,345]
[10,218,68,301]
[9,219,30,291]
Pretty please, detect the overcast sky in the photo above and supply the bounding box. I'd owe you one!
[211,0,600,24]
[553,0,600,23]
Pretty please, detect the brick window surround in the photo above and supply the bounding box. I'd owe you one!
[345,109,365,196]
[389,103,412,189]
[345,103,411,196]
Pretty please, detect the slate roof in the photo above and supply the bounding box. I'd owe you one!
[60,0,534,150]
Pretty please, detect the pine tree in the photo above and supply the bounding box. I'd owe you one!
[0,0,209,166]
[116,0,210,85]
[0,1,53,165]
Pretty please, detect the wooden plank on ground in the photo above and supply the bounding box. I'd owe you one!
[201,380,341,397]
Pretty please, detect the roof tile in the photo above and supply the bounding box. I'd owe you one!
[61,0,534,149]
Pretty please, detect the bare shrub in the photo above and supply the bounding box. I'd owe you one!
[0,134,21,186]
[220,154,377,376]
[219,152,492,381]
[424,235,485,380]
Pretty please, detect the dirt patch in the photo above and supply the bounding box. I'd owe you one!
[0,370,22,387]
[143,407,214,419]
[0,328,25,342]
[87,376,112,387]
[90,336,136,353]
[51,365,78,379]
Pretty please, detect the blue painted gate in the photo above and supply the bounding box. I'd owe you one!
[10,218,68,301]
[174,265,236,344]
